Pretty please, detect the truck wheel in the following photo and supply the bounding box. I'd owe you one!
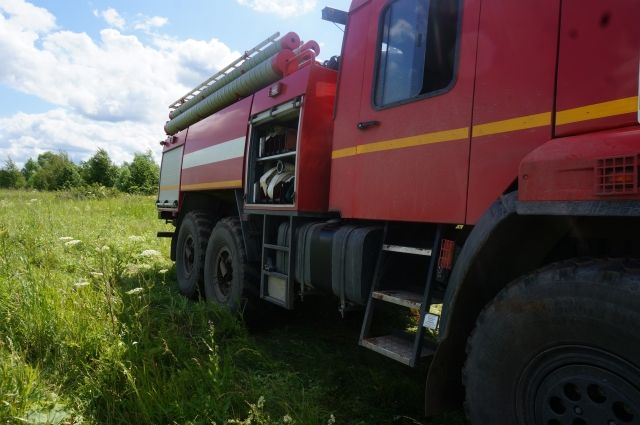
[464,258,640,425]
[203,217,248,313]
[175,211,213,298]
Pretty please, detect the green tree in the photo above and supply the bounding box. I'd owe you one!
[0,158,26,188]
[29,152,83,190]
[81,148,118,187]
[115,164,132,192]
[127,151,159,194]
[21,158,40,183]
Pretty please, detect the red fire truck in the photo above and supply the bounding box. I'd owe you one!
[156,1,640,423]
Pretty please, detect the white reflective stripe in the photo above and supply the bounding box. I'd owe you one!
[182,137,245,169]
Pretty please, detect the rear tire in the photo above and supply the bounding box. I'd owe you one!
[464,258,640,425]
[175,211,213,298]
[203,217,250,313]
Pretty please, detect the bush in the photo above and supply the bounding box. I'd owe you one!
[0,158,26,189]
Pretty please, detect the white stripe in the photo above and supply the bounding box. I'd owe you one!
[182,137,245,169]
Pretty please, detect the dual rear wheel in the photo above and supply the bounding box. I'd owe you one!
[175,212,248,312]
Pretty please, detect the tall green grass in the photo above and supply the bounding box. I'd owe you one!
[0,189,466,425]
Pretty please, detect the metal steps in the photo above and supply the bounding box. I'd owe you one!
[359,224,445,367]
[371,289,423,310]
[361,335,435,366]
[259,215,297,309]
[382,244,432,256]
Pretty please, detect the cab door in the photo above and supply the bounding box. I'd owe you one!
[331,0,479,223]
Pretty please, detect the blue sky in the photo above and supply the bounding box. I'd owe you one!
[0,0,348,166]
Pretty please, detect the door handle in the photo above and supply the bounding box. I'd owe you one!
[357,120,380,130]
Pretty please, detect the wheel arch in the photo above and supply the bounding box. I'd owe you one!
[426,192,640,415]
[170,190,238,260]
[426,192,573,415]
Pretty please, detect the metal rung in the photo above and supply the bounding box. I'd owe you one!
[262,270,288,279]
[169,32,280,109]
[264,243,289,252]
[382,244,432,256]
[372,290,422,309]
[361,335,434,365]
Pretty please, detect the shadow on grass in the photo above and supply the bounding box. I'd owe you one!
[245,295,468,425]
[100,264,468,424]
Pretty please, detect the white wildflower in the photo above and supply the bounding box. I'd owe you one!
[74,281,90,288]
[126,287,144,295]
[159,269,168,274]
[65,240,82,246]
[59,236,74,241]
[140,249,161,257]
[327,414,336,425]
[283,414,293,424]
[128,235,144,242]
[96,245,110,253]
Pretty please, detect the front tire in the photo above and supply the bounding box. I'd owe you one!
[464,259,640,425]
[175,211,213,298]
[203,217,249,313]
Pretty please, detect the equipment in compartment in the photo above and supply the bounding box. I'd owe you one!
[259,126,297,157]
[247,100,300,205]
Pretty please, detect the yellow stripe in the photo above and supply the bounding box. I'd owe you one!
[332,147,358,159]
[181,179,242,191]
[473,112,551,137]
[556,96,638,125]
[331,96,637,160]
[331,127,469,159]
[159,184,179,191]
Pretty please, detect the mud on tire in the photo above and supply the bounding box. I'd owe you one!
[464,258,640,425]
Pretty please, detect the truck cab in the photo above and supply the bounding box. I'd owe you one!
[157,1,640,423]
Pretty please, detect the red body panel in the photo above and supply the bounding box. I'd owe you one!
[329,0,481,224]
[329,2,372,216]
[244,63,337,212]
[465,0,560,223]
[179,97,253,191]
[555,0,640,137]
[520,127,640,201]
[162,128,188,153]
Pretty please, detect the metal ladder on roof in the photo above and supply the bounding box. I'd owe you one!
[169,32,281,110]
[359,223,446,367]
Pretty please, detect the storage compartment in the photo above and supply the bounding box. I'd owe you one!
[246,97,301,206]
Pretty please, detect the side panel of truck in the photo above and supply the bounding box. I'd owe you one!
[465,0,560,223]
[330,0,481,224]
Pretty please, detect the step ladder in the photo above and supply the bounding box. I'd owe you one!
[359,224,445,367]
[169,32,281,110]
[259,215,297,309]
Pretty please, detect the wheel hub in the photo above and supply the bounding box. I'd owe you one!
[519,346,640,425]
[215,247,233,300]
[183,235,195,276]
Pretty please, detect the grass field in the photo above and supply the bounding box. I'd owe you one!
[0,189,467,424]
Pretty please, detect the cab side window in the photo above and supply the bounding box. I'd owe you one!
[374,0,460,107]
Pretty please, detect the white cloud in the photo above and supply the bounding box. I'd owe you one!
[0,0,240,165]
[235,0,317,18]
[93,7,125,30]
[0,109,160,166]
[0,0,55,32]
[134,15,168,32]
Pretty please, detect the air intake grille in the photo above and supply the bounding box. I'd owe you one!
[595,155,638,195]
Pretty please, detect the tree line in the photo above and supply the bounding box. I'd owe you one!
[0,149,160,195]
